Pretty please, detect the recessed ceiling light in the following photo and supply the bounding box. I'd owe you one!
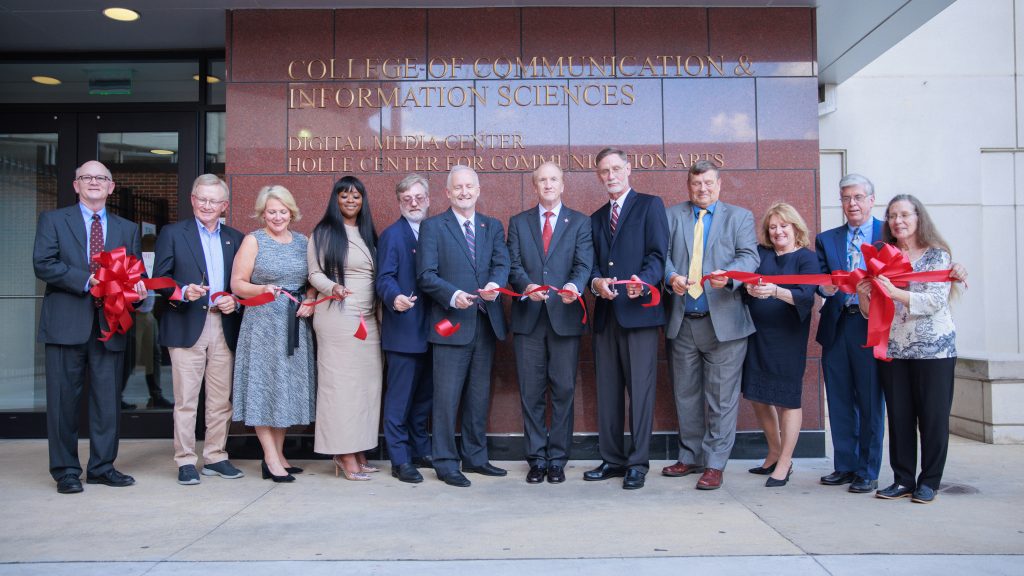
[192,74,221,84]
[32,75,62,86]
[103,8,140,22]
[150,149,175,155]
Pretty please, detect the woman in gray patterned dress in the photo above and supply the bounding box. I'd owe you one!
[856,194,959,504]
[230,185,316,482]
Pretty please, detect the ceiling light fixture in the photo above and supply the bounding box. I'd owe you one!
[192,74,221,83]
[103,8,140,22]
[32,75,62,86]
[150,149,175,155]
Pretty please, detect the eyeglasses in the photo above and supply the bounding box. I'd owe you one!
[77,175,112,184]
[840,194,870,204]
[399,194,427,206]
[192,195,226,207]
[887,211,917,221]
[597,165,626,178]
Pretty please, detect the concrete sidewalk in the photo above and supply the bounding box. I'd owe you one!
[1,435,1022,574]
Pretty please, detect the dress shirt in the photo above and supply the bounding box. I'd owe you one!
[196,219,225,305]
[80,203,107,292]
[406,217,420,240]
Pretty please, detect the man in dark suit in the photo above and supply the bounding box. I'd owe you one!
[417,165,510,488]
[662,161,759,491]
[154,174,245,486]
[815,173,885,494]
[583,148,668,490]
[33,160,147,494]
[507,162,593,485]
[377,173,434,484]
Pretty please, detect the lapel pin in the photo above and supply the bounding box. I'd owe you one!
[564,218,569,223]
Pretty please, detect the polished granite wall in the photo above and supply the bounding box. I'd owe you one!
[225,7,822,439]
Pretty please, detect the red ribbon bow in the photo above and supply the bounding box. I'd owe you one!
[90,248,181,342]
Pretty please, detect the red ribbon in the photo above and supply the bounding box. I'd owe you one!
[606,279,661,307]
[479,285,590,324]
[90,248,183,342]
[354,313,368,340]
[698,243,958,361]
[434,318,461,337]
[211,290,369,338]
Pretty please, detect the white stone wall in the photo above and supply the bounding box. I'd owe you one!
[819,0,1024,358]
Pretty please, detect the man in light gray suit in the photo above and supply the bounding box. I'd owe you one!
[507,162,593,485]
[662,161,759,490]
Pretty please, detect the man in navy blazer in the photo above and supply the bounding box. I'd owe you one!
[583,148,668,490]
[377,173,434,484]
[417,165,510,487]
[154,174,245,485]
[33,160,147,494]
[507,162,593,485]
[815,173,886,494]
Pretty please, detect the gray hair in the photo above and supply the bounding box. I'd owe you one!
[532,161,564,183]
[446,164,479,190]
[396,173,429,197]
[839,173,875,198]
[191,173,229,200]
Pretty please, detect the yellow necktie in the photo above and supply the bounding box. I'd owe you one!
[687,209,707,299]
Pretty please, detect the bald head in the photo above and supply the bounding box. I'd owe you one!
[532,162,564,210]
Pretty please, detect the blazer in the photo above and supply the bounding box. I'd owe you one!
[376,217,429,354]
[507,205,593,337]
[664,200,759,342]
[814,217,884,348]
[154,218,244,351]
[417,208,510,346]
[588,189,668,331]
[33,204,142,351]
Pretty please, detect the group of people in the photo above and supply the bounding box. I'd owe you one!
[34,154,963,504]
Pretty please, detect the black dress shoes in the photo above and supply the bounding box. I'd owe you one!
[392,462,423,484]
[748,462,778,475]
[583,462,627,481]
[622,467,646,490]
[412,455,434,469]
[912,484,936,504]
[463,462,507,477]
[848,476,878,493]
[876,482,914,500]
[440,470,471,487]
[526,465,547,484]
[57,474,83,494]
[86,469,135,487]
[820,470,856,485]
[765,465,794,488]
[547,465,566,484]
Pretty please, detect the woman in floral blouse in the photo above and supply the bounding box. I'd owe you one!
[856,194,958,504]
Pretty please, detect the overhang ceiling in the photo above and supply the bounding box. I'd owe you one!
[0,0,956,85]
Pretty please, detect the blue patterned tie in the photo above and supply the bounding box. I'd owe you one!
[847,227,863,305]
[464,219,476,260]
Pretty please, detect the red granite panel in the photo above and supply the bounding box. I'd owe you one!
[708,8,814,77]
[615,8,709,62]
[568,79,663,160]
[757,77,819,169]
[522,7,614,61]
[475,171,524,226]
[378,80,477,170]
[664,78,757,170]
[718,170,817,232]
[428,8,521,80]
[334,9,428,80]
[475,79,570,171]
[230,10,334,82]
[226,174,335,235]
[226,83,288,175]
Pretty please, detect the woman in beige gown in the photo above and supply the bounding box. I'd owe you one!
[307,176,382,480]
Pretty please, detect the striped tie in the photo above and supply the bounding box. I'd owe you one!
[464,219,475,260]
[610,202,619,234]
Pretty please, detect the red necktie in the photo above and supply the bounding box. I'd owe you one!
[89,213,103,274]
[542,211,553,255]
[610,202,619,234]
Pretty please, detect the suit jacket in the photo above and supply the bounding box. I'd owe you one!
[33,204,142,351]
[814,217,884,348]
[417,208,510,346]
[664,200,759,342]
[377,217,429,354]
[589,189,668,331]
[154,218,244,351]
[507,205,593,337]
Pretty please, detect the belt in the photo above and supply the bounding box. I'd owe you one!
[684,312,709,319]
[843,305,861,315]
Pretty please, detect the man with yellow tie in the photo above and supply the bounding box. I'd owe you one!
[662,160,759,490]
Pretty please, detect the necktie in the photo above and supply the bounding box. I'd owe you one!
[464,219,475,260]
[542,211,554,255]
[89,213,103,274]
[610,202,619,234]
[847,227,863,271]
[687,209,707,299]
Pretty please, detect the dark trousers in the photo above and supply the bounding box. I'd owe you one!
[592,314,659,472]
[431,313,496,476]
[822,312,885,479]
[383,349,433,466]
[45,314,124,480]
[513,307,580,468]
[878,356,956,490]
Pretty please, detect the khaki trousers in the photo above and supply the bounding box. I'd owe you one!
[169,313,234,467]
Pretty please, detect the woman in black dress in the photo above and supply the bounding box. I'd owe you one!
[742,202,819,487]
